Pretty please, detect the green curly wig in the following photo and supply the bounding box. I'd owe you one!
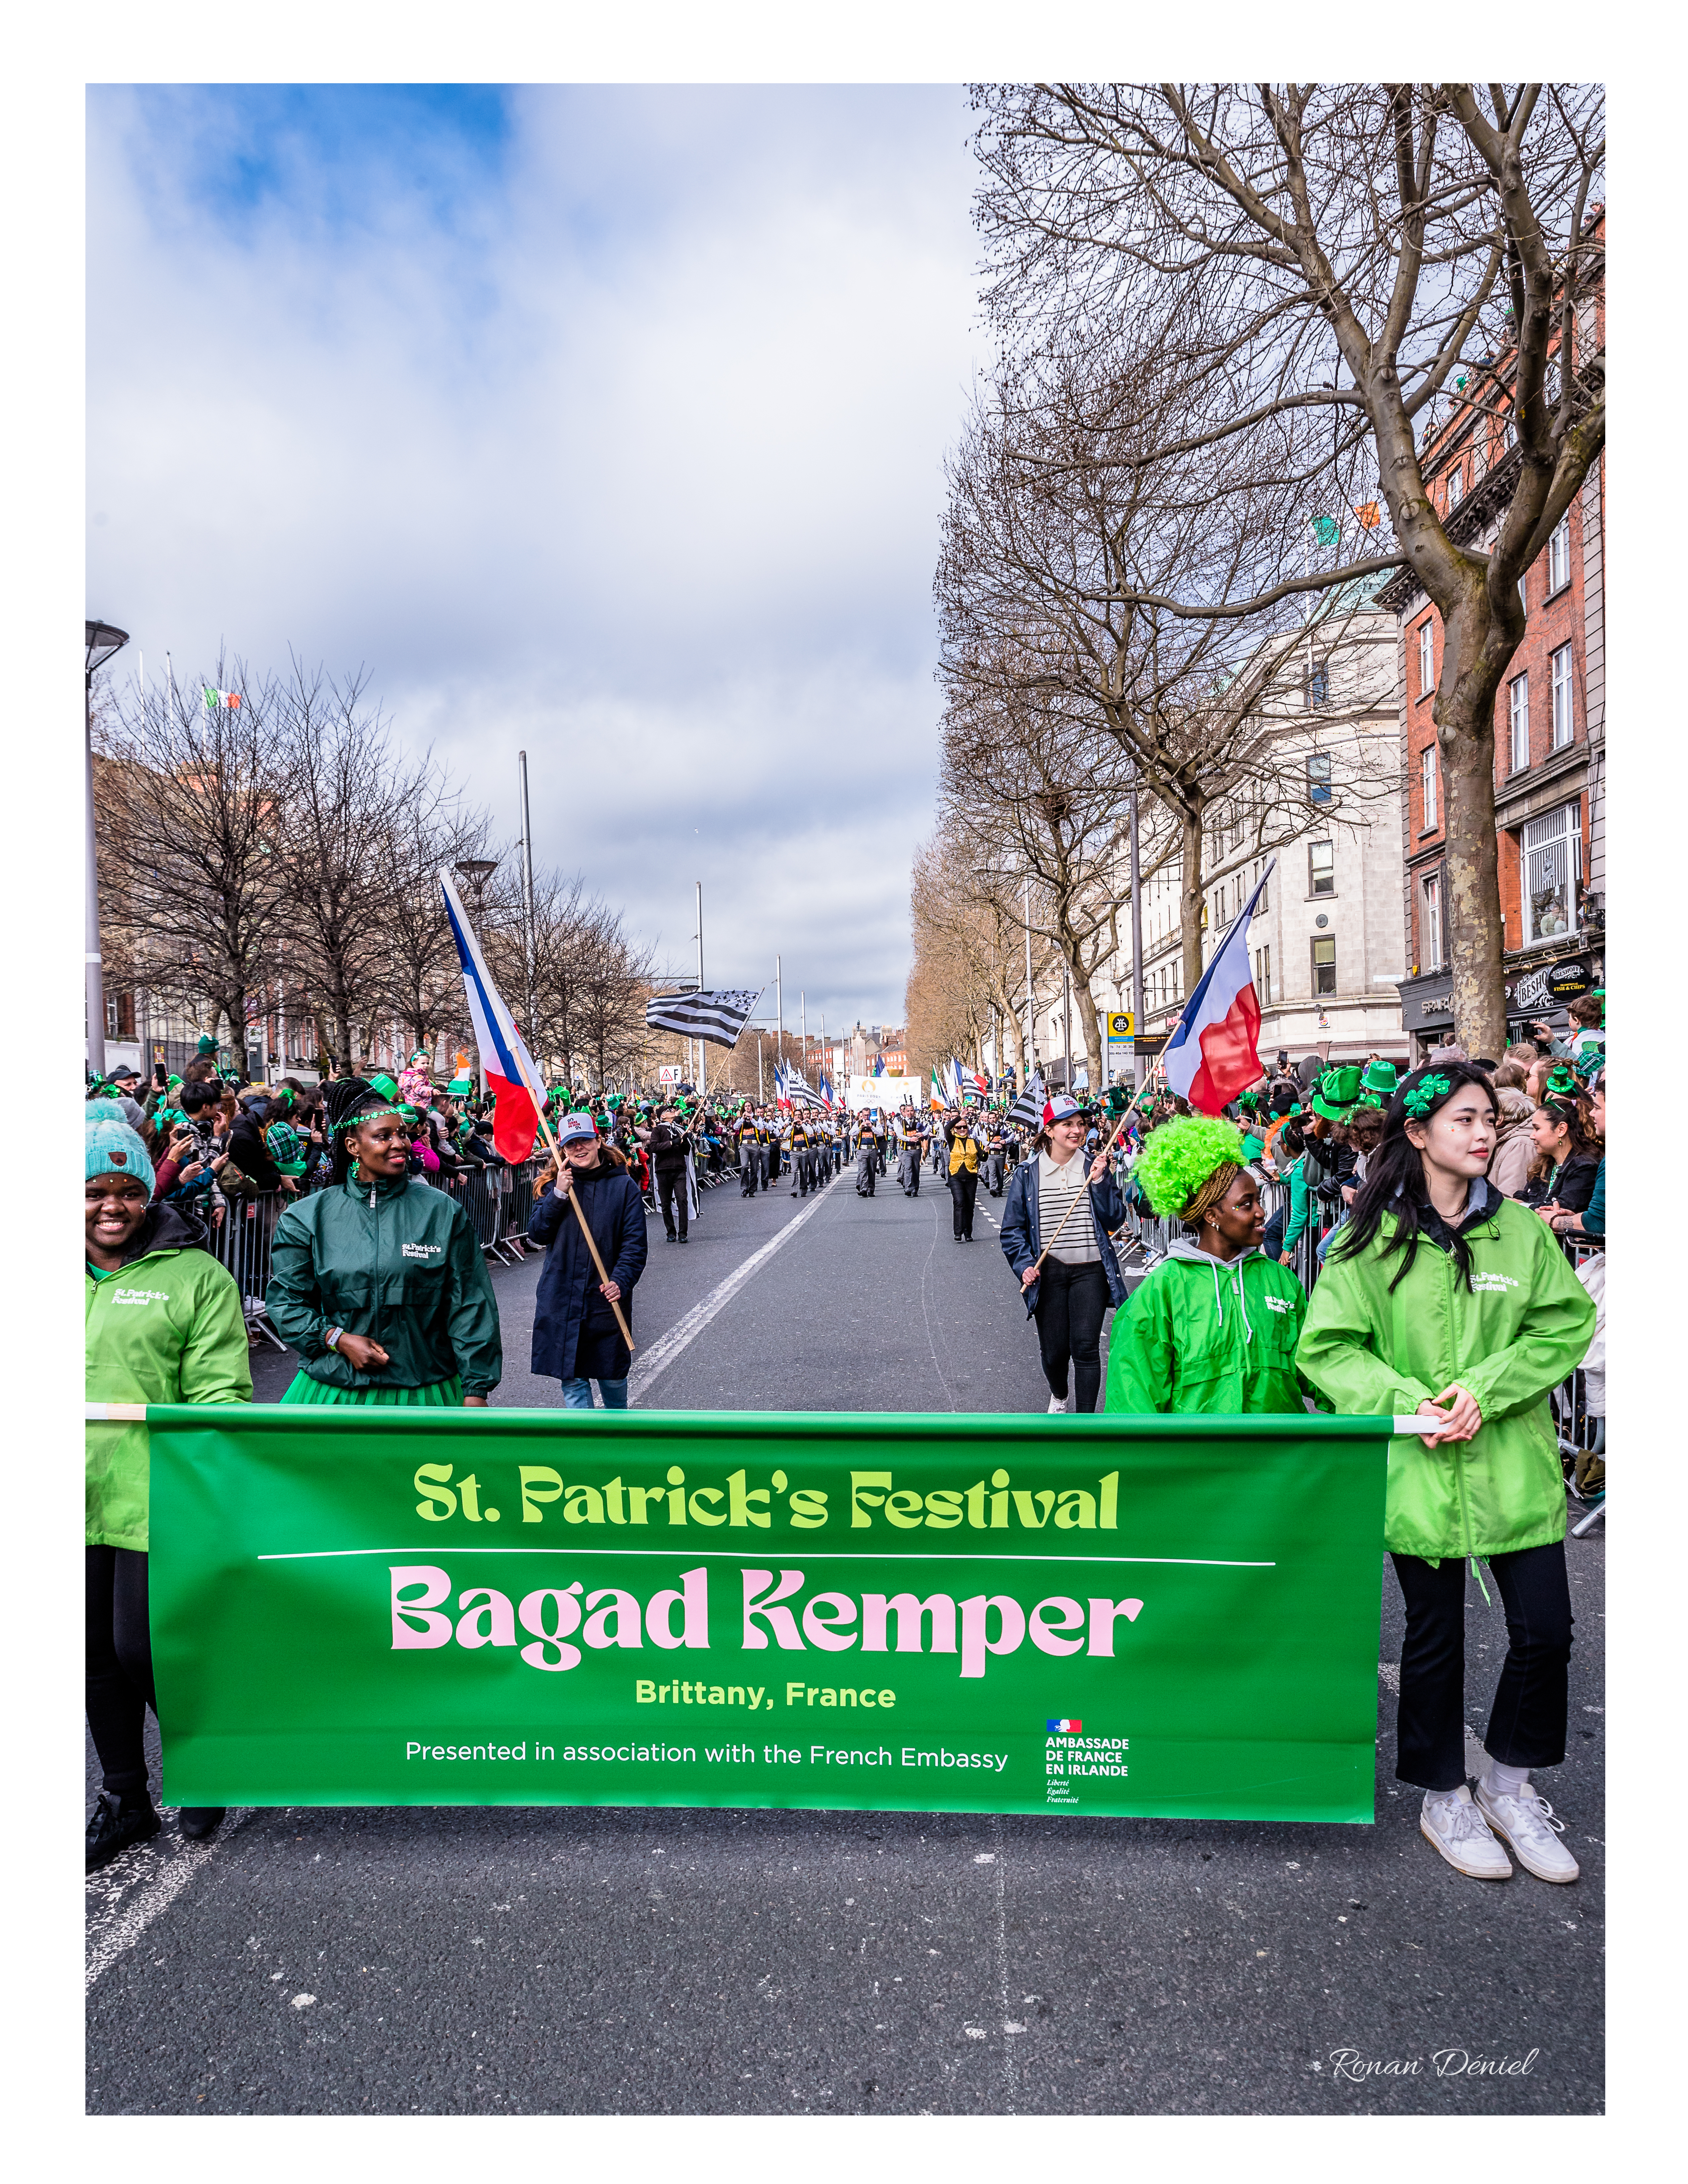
[1134,1115,1247,1219]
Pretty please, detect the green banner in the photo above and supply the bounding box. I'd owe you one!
[145,1407,1388,1823]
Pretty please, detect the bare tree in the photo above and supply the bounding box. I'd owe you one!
[370,794,491,1064]
[937,359,1381,1017]
[93,660,289,1059]
[971,81,1605,1052]
[270,661,447,1073]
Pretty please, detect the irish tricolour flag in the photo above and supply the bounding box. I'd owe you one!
[1163,861,1273,1115]
[440,866,543,1163]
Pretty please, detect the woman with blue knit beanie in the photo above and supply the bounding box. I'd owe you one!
[85,1102,252,1872]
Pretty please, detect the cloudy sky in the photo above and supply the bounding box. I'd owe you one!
[86,84,986,1038]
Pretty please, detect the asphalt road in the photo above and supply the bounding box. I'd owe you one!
[87,1157,1604,2115]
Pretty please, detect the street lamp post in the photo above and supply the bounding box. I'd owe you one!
[454,857,499,1095]
[85,619,129,1082]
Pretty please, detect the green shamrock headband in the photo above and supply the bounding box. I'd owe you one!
[1400,1072,1450,1118]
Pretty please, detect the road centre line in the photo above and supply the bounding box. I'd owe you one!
[627,1172,840,1401]
[86,1812,249,1990]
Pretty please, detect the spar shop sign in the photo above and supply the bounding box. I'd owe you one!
[145,1407,1389,1821]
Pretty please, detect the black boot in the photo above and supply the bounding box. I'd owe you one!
[179,1807,226,1841]
[86,1788,161,1873]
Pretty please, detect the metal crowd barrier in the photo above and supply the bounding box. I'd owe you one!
[440,1155,547,1265]
[207,1191,289,1352]
[206,1156,551,1346]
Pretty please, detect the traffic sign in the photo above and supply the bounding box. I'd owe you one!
[658,1065,681,1084]
[1107,1012,1135,1038]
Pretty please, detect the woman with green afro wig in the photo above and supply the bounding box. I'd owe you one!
[1106,1115,1314,1416]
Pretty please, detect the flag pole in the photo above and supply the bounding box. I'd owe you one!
[520,1075,635,1355]
[1028,1086,1157,1279]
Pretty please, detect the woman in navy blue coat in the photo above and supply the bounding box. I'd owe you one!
[999,1095,1127,1414]
[528,1113,649,1408]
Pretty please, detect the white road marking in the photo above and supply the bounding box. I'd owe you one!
[85,1812,248,1991]
[628,1174,840,1402]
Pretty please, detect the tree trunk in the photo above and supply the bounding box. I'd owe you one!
[1437,597,1511,1059]
[1178,806,1206,1006]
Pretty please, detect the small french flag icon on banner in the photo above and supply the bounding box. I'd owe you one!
[1046,1719,1082,1734]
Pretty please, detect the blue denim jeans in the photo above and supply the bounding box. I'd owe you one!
[560,1377,628,1409]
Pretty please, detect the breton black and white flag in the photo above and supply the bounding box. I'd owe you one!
[644,986,763,1048]
[1007,1069,1047,1132]
[780,1066,829,1112]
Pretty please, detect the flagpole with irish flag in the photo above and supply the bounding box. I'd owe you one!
[440,866,633,1353]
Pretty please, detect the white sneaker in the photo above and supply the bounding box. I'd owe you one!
[1419,1786,1513,1880]
[1046,1394,1068,1414]
[1473,1781,1580,1884]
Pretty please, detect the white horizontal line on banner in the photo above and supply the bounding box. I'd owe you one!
[257,1546,1275,1567]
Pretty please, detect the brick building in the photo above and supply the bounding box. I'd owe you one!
[1383,213,1605,1059]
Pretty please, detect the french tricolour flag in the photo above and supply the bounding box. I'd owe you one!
[1163,861,1274,1116]
[440,867,543,1163]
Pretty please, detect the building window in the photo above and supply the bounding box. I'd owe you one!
[1551,643,1575,748]
[1308,840,1335,896]
[1254,947,1272,1006]
[1251,859,1270,912]
[1523,801,1580,944]
[1420,744,1438,831]
[1304,658,1330,709]
[1417,619,1434,698]
[1447,465,1464,509]
[1311,937,1337,995]
[1306,753,1333,806]
[1504,415,1518,450]
[1421,873,1444,972]
[1547,513,1571,596]
[105,995,120,1039]
[1508,674,1529,774]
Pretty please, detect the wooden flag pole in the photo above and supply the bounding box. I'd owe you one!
[1027,1065,1166,1278]
[522,1081,635,1355]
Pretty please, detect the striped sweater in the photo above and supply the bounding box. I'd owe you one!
[1036,1151,1101,1264]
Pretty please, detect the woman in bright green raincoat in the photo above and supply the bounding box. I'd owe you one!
[1105,1116,1310,1416]
[1297,1062,1594,1888]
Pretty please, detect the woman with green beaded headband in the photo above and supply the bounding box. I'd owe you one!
[1296,1060,1596,1888]
[264,1075,502,1411]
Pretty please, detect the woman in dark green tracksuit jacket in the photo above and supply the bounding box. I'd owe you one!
[266,1077,502,1407]
[1297,1063,1594,1889]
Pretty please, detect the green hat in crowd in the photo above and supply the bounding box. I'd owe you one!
[1353,1058,1398,1107]
[86,1098,156,1196]
[1310,1065,1363,1122]
[195,1034,219,1057]
[366,1071,400,1103]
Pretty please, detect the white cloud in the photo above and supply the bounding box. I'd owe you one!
[86,85,985,1027]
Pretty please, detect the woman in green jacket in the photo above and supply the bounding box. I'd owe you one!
[266,1078,502,1407]
[85,1102,252,1870]
[1106,1116,1310,1415]
[1298,1063,1595,1888]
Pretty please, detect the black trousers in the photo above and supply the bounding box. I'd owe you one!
[86,1544,155,1796]
[657,1166,688,1238]
[949,1168,978,1238]
[1034,1258,1110,1412]
[1390,1541,1573,1792]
